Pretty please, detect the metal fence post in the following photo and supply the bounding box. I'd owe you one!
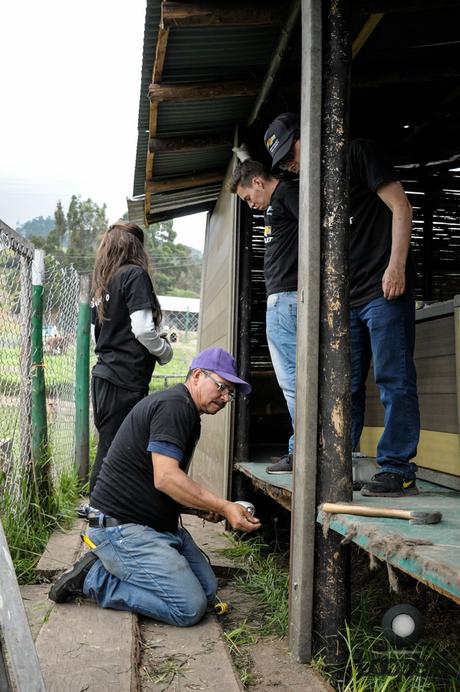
[31,249,50,501]
[75,274,91,483]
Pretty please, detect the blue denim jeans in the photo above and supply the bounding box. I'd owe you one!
[350,294,419,479]
[266,291,297,454]
[83,520,218,626]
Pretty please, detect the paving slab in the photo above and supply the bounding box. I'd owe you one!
[35,519,86,578]
[35,599,139,692]
[181,514,243,578]
[248,638,334,691]
[139,612,243,691]
[20,584,53,641]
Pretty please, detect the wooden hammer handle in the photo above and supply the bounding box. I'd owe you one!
[320,502,412,520]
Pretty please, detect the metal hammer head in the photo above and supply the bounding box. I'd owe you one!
[409,511,442,525]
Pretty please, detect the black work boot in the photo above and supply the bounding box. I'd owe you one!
[266,453,293,474]
[49,552,98,603]
[361,472,418,498]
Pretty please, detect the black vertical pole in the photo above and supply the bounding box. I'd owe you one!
[313,0,353,665]
[233,201,252,498]
[422,170,434,301]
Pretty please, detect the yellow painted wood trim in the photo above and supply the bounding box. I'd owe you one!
[360,426,460,477]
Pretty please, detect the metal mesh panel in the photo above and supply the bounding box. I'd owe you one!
[0,220,80,512]
[0,222,33,504]
[42,256,80,480]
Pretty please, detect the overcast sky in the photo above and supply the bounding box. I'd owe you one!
[0,0,206,250]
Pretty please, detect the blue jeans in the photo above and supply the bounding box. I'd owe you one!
[83,520,218,626]
[266,291,297,455]
[350,295,419,479]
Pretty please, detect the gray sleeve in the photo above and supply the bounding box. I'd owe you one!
[130,309,173,365]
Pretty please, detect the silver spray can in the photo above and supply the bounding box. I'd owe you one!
[235,500,256,515]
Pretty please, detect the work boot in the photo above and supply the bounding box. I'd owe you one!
[49,552,98,603]
[361,472,418,498]
[266,453,293,474]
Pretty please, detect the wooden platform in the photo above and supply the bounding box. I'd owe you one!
[235,461,460,604]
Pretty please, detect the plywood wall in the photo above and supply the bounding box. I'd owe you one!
[190,163,238,498]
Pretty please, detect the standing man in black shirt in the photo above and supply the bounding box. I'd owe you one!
[50,347,261,626]
[264,113,420,497]
[230,159,299,474]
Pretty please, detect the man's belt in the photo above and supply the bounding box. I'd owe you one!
[88,513,123,528]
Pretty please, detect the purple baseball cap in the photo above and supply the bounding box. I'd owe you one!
[190,347,252,395]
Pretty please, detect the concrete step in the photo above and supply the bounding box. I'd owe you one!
[139,613,243,691]
[35,519,86,578]
[35,599,139,692]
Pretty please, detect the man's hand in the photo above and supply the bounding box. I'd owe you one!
[382,263,406,300]
[223,502,261,532]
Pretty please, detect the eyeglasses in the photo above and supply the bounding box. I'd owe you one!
[278,142,297,171]
[202,369,236,401]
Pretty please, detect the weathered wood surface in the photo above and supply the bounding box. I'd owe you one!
[235,462,292,511]
[140,613,242,691]
[145,170,225,193]
[35,519,86,577]
[318,480,460,604]
[149,134,232,153]
[162,1,285,27]
[148,80,259,102]
[35,600,139,692]
[0,520,46,690]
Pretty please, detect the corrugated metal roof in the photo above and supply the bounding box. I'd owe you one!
[131,0,293,222]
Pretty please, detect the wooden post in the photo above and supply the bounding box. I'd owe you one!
[0,519,46,690]
[75,274,91,483]
[314,0,353,665]
[288,0,322,663]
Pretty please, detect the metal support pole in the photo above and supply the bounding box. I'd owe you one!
[75,274,91,483]
[313,0,353,665]
[288,0,322,663]
[234,202,252,468]
[422,170,434,301]
[31,249,50,503]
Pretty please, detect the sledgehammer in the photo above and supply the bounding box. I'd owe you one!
[319,502,442,525]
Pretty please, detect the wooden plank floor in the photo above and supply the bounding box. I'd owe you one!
[235,460,460,604]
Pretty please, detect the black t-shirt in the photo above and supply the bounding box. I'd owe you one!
[263,180,299,296]
[349,139,415,308]
[92,264,159,392]
[91,384,201,532]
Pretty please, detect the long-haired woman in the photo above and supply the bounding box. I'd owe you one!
[89,221,172,493]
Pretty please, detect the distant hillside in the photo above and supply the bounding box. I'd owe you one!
[16,215,54,239]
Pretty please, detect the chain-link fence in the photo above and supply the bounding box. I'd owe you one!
[0,222,33,506]
[42,255,80,481]
[0,220,80,512]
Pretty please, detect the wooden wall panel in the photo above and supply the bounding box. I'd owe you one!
[190,162,237,498]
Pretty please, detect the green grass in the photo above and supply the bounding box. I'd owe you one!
[221,534,460,691]
[1,458,81,583]
[313,586,460,691]
[221,533,289,638]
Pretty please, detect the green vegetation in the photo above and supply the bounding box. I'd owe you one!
[1,465,80,583]
[17,209,203,297]
[222,533,289,638]
[221,534,460,691]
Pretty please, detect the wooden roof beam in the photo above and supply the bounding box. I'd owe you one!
[149,134,232,153]
[145,170,225,193]
[352,14,384,60]
[161,1,285,27]
[148,80,259,103]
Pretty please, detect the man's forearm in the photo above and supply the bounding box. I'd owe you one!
[155,464,230,515]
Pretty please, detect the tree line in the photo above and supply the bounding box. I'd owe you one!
[17,196,202,298]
